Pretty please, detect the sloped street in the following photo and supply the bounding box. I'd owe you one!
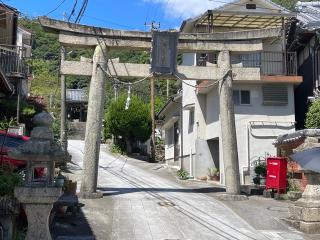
[54,140,312,240]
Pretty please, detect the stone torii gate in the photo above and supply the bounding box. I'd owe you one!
[39,17,281,198]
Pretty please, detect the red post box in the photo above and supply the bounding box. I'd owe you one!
[266,157,287,193]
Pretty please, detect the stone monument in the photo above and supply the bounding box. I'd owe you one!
[274,130,320,234]
[9,111,67,240]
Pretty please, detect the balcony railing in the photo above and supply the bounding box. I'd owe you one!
[231,51,297,76]
[197,51,297,76]
[0,45,29,78]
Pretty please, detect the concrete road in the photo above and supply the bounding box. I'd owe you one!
[65,140,307,240]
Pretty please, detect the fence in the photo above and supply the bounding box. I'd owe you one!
[197,51,297,76]
[232,51,297,76]
[0,45,29,77]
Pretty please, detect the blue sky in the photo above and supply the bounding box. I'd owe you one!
[2,0,226,31]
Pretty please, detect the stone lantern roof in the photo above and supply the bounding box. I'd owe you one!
[9,111,67,163]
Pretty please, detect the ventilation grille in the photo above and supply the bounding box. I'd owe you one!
[262,85,288,105]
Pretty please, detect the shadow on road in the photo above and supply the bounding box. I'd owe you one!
[98,187,225,196]
[51,195,95,240]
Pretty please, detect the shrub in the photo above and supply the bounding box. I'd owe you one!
[110,144,125,155]
[177,169,189,180]
[105,95,151,153]
[0,171,23,197]
[306,99,320,128]
[0,117,17,130]
[254,162,267,177]
[208,167,219,177]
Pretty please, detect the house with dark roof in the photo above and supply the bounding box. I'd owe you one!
[0,3,32,122]
[287,1,320,129]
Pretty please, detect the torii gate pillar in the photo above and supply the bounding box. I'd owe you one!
[80,44,107,198]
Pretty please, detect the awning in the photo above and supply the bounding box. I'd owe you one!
[162,116,180,130]
[181,0,295,33]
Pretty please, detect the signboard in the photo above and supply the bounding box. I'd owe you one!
[151,31,179,75]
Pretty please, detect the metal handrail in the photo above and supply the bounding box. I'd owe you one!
[197,51,298,76]
[231,51,297,76]
[0,45,29,77]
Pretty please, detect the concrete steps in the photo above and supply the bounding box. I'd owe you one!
[68,122,86,140]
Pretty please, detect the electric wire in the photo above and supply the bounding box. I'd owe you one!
[74,0,88,24]
[98,63,153,86]
[45,0,67,16]
[68,0,78,22]
[174,73,221,89]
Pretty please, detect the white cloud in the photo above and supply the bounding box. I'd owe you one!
[144,0,225,19]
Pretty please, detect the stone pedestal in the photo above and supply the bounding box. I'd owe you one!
[15,187,62,240]
[286,184,320,234]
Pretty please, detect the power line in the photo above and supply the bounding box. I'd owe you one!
[68,0,78,22]
[83,14,137,30]
[45,0,67,16]
[174,73,221,89]
[98,63,153,86]
[74,0,89,24]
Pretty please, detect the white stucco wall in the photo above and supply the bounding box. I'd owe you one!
[181,49,296,183]
[159,98,181,162]
[205,83,295,184]
[182,54,197,158]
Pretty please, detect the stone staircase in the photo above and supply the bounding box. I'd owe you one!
[68,122,86,140]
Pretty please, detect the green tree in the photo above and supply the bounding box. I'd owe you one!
[272,0,297,10]
[306,100,320,128]
[105,95,151,153]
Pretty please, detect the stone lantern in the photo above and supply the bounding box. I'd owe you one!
[274,130,320,234]
[8,111,67,240]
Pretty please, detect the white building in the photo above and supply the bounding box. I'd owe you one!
[159,0,302,185]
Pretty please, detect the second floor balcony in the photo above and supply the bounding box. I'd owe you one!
[0,45,29,78]
[197,51,297,76]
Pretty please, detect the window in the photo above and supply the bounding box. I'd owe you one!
[166,127,174,146]
[189,109,194,132]
[233,90,250,105]
[262,85,288,105]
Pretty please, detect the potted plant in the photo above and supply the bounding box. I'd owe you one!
[208,168,220,181]
[177,169,189,180]
[287,179,302,201]
[254,162,266,185]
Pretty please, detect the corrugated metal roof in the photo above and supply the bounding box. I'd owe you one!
[296,2,320,30]
[66,89,88,102]
[180,0,295,33]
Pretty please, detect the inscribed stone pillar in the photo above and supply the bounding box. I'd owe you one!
[80,44,107,198]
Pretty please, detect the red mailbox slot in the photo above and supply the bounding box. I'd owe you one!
[266,157,287,194]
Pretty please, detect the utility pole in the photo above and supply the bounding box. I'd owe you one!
[150,77,156,162]
[80,44,107,198]
[60,46,67,152]
[166,79,169,99]
[16,79,21,123]
[114,82,118,100]
[218,50,241,195]
[49,92,53,109]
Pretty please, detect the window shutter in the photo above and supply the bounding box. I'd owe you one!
[262,85,288,105]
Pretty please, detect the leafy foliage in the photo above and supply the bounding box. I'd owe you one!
[306,100,320,129]
[254,162,267,177]
[0,117,17,130]
[105,95,152,143]
[110,143,125,155]
[177,169,189,180]
[0,171,23,197]
[0,98,45,133]
[272,0,298,10]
